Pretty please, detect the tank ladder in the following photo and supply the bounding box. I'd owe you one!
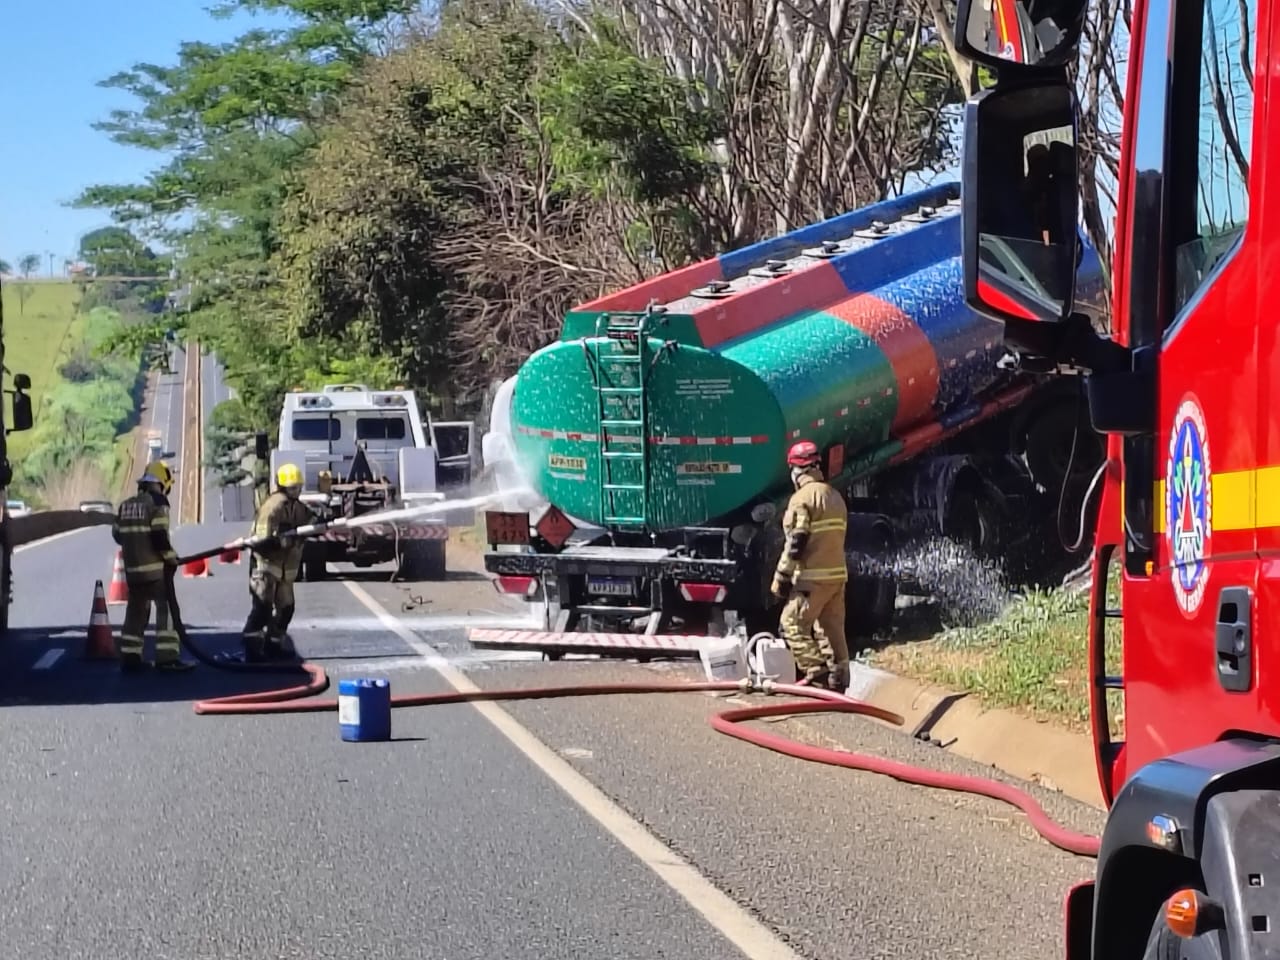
[589,312,652,530]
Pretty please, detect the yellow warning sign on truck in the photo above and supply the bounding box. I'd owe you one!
[549,454,587,472]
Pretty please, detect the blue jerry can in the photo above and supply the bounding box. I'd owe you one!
[338,678,392,742]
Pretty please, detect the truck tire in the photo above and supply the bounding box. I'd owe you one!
[301,544,327,582]
[399,540,447,581]
[0,546,10,635]
[847,575,897,640]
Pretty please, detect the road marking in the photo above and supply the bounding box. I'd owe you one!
[343,579,804,960]
[33,648,64,671]
[13,527,98,553]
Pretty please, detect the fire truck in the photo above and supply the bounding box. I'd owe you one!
[953,0,1272,953]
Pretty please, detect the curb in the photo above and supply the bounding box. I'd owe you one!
[847,661,1106,810]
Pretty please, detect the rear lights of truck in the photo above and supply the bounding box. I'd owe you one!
[494,575,538,597]
[678,582,727,604]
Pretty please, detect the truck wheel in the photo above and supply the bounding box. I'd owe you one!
[847,575,896,640]
[399,540,447,581]
[0,547,10,635]
[302,547,327,582]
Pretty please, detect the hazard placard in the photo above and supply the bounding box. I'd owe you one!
[485,511,531,545]
[535,505,575,550]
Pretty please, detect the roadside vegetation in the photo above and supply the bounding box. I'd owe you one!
[0,281,149,508]
[872,566,1124,735]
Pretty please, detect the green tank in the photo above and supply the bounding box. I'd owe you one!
[509,182,1019,531]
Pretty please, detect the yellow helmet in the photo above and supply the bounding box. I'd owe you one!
[276,463,303,490]
[140,460,173,496]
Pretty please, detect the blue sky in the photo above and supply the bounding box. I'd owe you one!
[1,1,289,272]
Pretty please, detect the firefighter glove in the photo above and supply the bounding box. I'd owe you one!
[770,571,793,600]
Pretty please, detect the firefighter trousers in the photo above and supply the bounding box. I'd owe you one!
[243,565,296,642]
[780,580,849,678]
[120,578,181,664]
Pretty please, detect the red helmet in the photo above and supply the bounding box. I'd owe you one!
[787,440,821,469]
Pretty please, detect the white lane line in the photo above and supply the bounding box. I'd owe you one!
[33,648,65,671]
[343,579,802,960]
[13,526,99,553]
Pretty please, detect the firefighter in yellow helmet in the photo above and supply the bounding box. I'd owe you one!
[770,440,851,692]
[111,460,193,672]
[241,462,314,662]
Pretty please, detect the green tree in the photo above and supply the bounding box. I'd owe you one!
[17,254,39,278]
[0,259,11,275]
[71,0,418,425]
[78,226,166,278]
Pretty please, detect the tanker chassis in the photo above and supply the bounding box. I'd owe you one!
[481,184,1108,647]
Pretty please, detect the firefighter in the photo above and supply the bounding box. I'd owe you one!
[111,460,193,673]
[770,440,851,691]
[241,463,314,662]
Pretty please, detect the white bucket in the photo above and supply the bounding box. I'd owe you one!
[749,635,796,681]
[698,635,748,683]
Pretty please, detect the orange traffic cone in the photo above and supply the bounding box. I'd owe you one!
[218,547,241,565]
[107,550,129,604]
[85,580,116,660]
[182,557,212,578]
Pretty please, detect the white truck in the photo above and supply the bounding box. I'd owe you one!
[269,383,476,582]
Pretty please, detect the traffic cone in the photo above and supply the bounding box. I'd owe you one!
[182,557,212,578]
[85,580,117,660]
[218,547,241,565]
[107,550,129,604]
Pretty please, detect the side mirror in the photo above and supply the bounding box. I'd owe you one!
[954,0,1086,69]
[13,373,31,391]
[254,431,269,461]
[962,77,1081,325]
[11,391,33,433]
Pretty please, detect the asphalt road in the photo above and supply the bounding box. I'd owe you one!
[134,345,188,520]
[0,516,1107,960]
[201,350,254,524]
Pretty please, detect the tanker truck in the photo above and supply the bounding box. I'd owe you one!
[476,181,1108,659]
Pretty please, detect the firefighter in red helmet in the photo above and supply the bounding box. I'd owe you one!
[770,440,851,691]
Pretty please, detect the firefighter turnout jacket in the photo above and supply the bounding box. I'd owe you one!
[774,472,849,589]
[252,492,314,581]
[112,490,179,582]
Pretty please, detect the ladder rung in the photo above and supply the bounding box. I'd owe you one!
[1104,608,1122,618]
[1100,675,1124,690]
[601,418,643,426]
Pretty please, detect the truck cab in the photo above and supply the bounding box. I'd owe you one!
[953,0,1276,954]
[270,383,475,581]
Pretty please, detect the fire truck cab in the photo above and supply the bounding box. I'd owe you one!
[953,0,1277,953]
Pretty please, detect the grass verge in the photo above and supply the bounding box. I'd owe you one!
[3,286,146,507]
[871,565,1123,737]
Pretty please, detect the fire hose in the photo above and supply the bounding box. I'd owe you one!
[167,535,1103,860]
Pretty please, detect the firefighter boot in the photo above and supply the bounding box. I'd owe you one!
[241,633,269,664]
[120,652,146,673]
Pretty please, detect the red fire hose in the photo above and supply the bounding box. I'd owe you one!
[191,665,1102,858]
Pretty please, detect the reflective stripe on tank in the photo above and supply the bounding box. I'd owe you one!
[516,425,770,446]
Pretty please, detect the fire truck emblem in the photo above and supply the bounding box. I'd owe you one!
[1165,395,1213,617]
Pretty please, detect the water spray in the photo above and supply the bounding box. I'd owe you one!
[176,489,532,566]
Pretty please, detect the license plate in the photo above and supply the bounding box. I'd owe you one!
[587,576,634,597]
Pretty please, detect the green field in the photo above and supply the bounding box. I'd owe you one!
[0,279,146,507]
[1,281,88,464]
